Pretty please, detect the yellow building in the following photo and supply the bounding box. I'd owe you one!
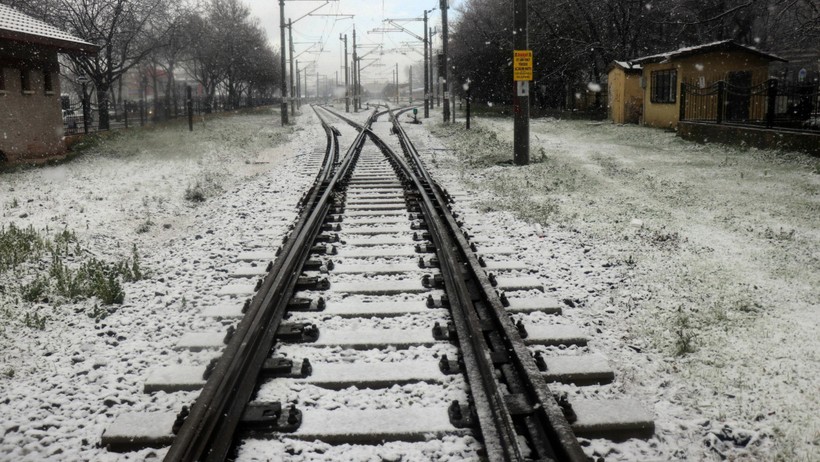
[628,40,785,129]
[607,61,643,124]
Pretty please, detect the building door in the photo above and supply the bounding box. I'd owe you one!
[726,71,752,122]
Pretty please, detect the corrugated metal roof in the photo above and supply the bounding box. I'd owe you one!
[0,3,97,53]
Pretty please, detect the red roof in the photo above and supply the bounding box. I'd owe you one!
[0,4,98,54]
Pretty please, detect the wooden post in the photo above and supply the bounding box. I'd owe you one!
[679,83,687,122]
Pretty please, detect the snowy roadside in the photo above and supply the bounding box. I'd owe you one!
[0,108,324,461]
[404,113,819,461]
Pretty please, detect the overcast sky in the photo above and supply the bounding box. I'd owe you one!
[244,0,464,91]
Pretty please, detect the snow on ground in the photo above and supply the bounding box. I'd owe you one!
[0,108,321,461]
[404,112,819,461]
[1,103,816,461]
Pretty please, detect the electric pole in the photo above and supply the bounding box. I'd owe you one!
[296,59,300,108]
[396,63,399,105]
[409,65,413,104]
[513,0,530,165]
[430,27,437,108]
[279,0,288,125]
[440,0,449,123]
[352,26,359,112]
[341,34,349,112]
[288,19,295,117]
[423,10,430,118]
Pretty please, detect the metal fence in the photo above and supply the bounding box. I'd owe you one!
[63,95,277,135]
[680,79,820,131]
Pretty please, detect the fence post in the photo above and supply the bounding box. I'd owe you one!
[124,100,128,129]
[766,79,777,129]
[466,86,471,130]
[679,83,687,122]
[187,86,193,132]
[716,81,725,125]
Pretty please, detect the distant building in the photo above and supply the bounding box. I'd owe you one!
[0,4,98,164]
[607,61,643,124]
[611,40,786,128]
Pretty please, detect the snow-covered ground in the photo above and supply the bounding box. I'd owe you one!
[0,108,321,460]
[1,104,817,461]
[406,112,819,461]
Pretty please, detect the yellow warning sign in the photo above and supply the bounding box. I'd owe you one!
[513,50,533,81]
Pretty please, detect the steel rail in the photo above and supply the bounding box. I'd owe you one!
[164,108,374,462]
[388,110,588,462]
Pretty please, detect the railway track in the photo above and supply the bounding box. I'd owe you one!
[101,105,654,461]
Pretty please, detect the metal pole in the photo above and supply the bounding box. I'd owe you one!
[288,19,295,117]
[357,56,362,109]
[409,65,413,104]
[352,26,359,112]
[431,29,439,108]
[396,63,399,105]
[440,0,450,122]
[513,0,529,165]
[466,85,471,129]
[279,0,289,125]
[296,60,301,109]
[342,34,349,112]
[82,82,89,134]
[424,10,429,118]
[187,85,193,131]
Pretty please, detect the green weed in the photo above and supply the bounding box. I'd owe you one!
[23,310,47,330]
[0,223,48,271]
[673,306,696,356]
[20,276,49,302]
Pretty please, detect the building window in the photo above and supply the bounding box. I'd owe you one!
[651,69,677,104]
[21,69,33,94]
[44,69,54,94]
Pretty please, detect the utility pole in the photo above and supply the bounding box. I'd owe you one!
[279,0,288,125]
[409,65,413,104]
[352,26,359,112]
[513,0,530,165]
[288,19,295,117]
[341,34,349,112]
[440,0,450,123]
[296,59,301,108]
[396,63,399,105]
[423,10,430,118]
[431,27,438,108]
[357,55,363,109]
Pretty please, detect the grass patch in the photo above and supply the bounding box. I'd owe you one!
[429,121,582,224]
[1,226,145,313]
[0,223,50,271]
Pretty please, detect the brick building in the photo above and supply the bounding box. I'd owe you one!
[0,4,97,164]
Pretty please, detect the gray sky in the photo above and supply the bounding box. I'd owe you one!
[244,0,464,91]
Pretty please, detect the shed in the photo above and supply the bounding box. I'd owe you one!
[607,61,643,124]
[629,40,786,129]
[0,4,98,164]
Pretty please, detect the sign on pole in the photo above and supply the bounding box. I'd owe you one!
[513,50,532,81]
